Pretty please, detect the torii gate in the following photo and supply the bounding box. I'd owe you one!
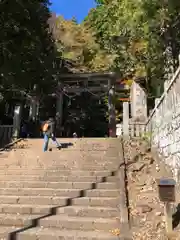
[55,72,117,137]
[11,72,129,138]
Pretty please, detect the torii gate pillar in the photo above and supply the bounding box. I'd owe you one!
[56,87,63,136]
[108,75,116,137]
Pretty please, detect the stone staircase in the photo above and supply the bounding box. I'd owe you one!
[0,138,125,239]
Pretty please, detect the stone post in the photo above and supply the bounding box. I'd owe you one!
[164,80,172,116]
[155,98,160,108]
[13,104,22,139]
[149,109,153,116]
[164,80,171,92]
[56,90,63,137]
[130,81,147,121]
[108,77,116,137]
[123,102,129,138]
[146,110,153,134]
[153,98,160,148]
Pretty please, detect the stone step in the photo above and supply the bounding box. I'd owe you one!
[0,195,68,205]
[0,170,113,177]
[0,213,41,227]
[6,162,118,166]
[0,188,119,198]
[0,158,117,163]
[39,215,120,231]
[0,160,117,165]
[85,189,119,197]
[0,181,93,189]
[0,226,21,239]
[0,204,53,215]
[0,175,118,182]
[0,181,118,189]
[106,176,117,182]
[96,182,118,189]
[57,206,119,218]
[74,166,117,171]
[0,166,117,170]
[17,227,119,240]
[0,167,117,172]
[0,188,81,197]
[0,196,118,207]
[72,197,118,207]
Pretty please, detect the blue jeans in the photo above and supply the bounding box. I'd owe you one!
[43,133,61,152]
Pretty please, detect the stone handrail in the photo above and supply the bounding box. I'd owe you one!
[123,58,180,178]
[146,65,180,125]
[144,64,180,177]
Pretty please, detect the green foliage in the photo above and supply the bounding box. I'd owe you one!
[53,16,115,72]
[85,0,180,98]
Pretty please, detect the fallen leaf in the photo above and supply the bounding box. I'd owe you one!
[109,228,120,236]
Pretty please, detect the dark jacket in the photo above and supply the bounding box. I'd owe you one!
[46,119,55,136]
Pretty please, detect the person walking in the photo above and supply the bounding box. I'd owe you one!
[42,117,61,152]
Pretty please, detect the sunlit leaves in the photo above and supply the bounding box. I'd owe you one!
[53,16,114,72]
[85,0,180,98]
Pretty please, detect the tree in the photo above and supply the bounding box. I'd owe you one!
[85,0,180,98]
[52,16,115,73]
[0,0,58,97]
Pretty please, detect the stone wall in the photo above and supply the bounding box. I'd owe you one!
[124,62,180,179]
[146,66,180,177]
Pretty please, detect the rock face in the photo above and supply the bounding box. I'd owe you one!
[0,138,125,240]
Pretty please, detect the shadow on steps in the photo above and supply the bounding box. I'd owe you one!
[8,170,119,240]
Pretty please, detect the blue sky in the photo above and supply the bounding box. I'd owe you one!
[49,0,96,22]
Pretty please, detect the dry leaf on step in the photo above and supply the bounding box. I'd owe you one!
[109,228,120,236]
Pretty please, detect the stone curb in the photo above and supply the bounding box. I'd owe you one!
[0,138,23,152]
[117,165,131,239]
[117,140,131,239]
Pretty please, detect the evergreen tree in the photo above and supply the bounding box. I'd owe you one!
[0,0,58,96]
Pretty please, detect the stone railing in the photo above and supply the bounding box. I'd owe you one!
[123,63,180,179]
[116,122,146,137]
[0,125,13,148]
[129,122,146,137]
[146,65,180,172]
[122,101,147,138]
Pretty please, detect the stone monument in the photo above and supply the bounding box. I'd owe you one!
[130,81,147,122]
